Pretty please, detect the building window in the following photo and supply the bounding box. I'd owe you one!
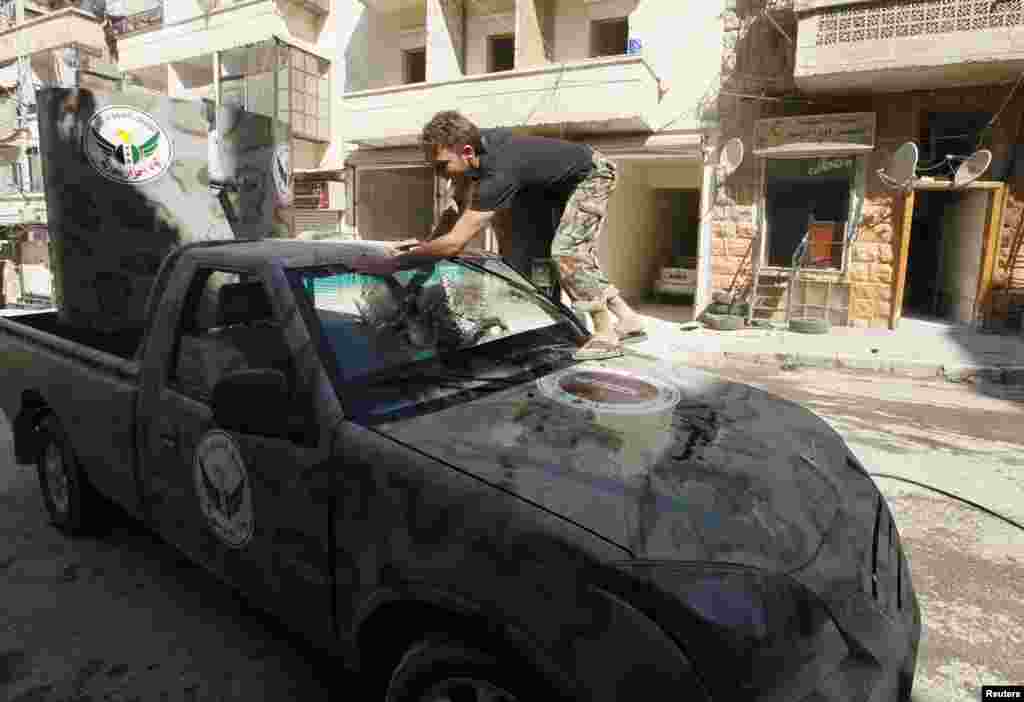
[591,17,628,57]
[920,111,992,165]
[288,46,330,142]
[763,156,861,270]
[220,41,279,120]
[220,41,330,142]
[488,34,515,72]
[404,48,426,84]
[27,147,42,193]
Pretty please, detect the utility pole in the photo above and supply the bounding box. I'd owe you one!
[14,0,27,300]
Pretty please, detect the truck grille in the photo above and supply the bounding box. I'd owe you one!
[870,494,907,616]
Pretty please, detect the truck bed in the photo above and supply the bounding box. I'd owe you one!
[1,311,144,361]
[0,310,143,512]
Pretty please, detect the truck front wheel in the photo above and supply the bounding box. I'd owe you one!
[35,415,98,536]
[384,637,558,702]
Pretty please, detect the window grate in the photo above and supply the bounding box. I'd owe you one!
[816,0,1024,46]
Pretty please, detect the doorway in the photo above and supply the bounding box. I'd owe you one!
[355,167,435,242]
[643,188,700,323]
[903,190,989,324]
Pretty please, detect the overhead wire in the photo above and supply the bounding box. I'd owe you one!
[869,473,1024,534]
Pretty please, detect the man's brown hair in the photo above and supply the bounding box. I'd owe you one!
[420,110,483,161]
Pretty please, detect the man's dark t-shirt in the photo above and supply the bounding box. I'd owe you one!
[465,129,594,212]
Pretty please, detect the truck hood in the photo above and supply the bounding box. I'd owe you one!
[374,354,860,573]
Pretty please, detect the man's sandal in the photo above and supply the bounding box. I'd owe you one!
[615,325,649,344]
[573,336,625,361]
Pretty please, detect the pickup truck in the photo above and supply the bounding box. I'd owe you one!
[0,238,921,702]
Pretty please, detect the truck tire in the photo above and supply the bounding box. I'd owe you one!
[703,313,745,331]
[789,318,831,334]
[384,636,557,702]
[35,414,100,536]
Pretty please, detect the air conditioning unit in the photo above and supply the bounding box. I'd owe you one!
[294,180,346,210]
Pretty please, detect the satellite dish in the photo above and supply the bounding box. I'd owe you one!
[953,149,992,189]
[718,137,745,178]
[877,141,919,192]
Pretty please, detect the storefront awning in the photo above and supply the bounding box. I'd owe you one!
[345,131,705,170]
[345,145,429,170]
[590,132,704,159]
[753,143,875,158]
[753,112,876,158]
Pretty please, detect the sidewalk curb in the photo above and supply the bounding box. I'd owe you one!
[667,348,1024,386]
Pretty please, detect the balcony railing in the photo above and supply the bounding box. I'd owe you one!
[111,3,163,36]
[0,8,108,64]
[795,0,1024,93]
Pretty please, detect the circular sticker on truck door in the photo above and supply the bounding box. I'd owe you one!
[193,430,254,548]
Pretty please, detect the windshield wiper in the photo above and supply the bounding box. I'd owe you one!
[359,369,526,390]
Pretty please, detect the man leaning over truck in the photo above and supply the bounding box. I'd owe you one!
[351,110,647,361]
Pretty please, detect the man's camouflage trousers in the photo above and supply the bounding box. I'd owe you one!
[551,149,620,312]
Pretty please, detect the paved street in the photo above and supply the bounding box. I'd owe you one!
[2,363,1023,701]
[0,417,348,702]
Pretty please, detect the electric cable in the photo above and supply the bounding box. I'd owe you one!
[521,37,568,129]
[869,472,1024,534]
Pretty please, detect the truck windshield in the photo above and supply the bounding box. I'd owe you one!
[289,259,580,387]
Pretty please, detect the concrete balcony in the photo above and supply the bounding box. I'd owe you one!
[0,8,108,65]
[795,0,1024,94]
[343,55,661,147]
[116,0,283,71]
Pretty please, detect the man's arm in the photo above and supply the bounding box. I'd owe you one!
[392,208,494,269]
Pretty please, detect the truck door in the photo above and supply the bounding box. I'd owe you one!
[139,265,334,647]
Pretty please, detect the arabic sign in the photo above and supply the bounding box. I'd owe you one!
[754,112,876,155]
[767,156,855,180]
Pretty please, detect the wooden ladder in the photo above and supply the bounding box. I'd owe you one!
[746,224,794,325]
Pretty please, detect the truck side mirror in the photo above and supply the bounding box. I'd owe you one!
[212,368,291,439]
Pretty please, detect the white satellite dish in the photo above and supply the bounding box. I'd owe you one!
[953,149,992,189]
[719,137,745,178]
[877,141,919,192]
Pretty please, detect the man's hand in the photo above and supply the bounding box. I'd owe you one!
[352,247,401,276]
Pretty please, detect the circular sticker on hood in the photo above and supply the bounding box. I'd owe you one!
[83,106,173,184]
[537,367,682,415]
[193,430,254,548]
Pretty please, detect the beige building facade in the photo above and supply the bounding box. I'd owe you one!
[1,0,748,314]
[708,0,1024,332]
[339,0,726,308]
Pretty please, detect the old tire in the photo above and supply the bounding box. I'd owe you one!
[704,302,733,316]
[384,637,555,702]
[35,414,100,536]
[703,313,745,331]
[789,318,831,334]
